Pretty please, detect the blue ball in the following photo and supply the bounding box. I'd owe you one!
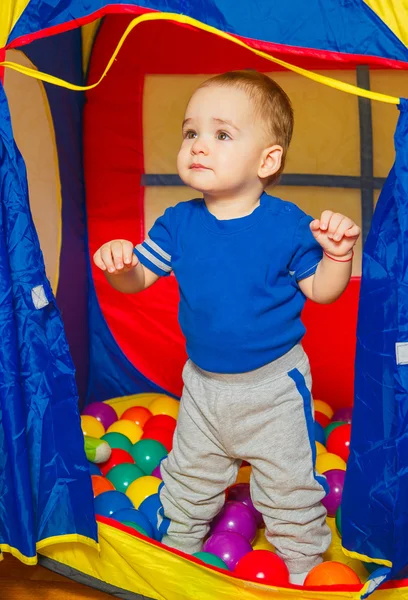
[94,491,134,518]
[314,421,326,446]
[88,461,102,476]
[139,493,163,541]
[112,508,155,539]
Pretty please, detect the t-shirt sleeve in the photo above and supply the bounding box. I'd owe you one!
[289,214,323,282]
[134,208,173,277]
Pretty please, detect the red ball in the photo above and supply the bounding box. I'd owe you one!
[234,550,289,586]
[99,448,135,476]
[314,411,330,428]
[143,414,177,433]
[142,427,174,452]
[327,424,351,462]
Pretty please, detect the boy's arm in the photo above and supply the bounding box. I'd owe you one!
[105,261,159,294]
[297,211,360,304]
[298,251,353,304]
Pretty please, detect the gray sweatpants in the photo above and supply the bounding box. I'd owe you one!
[159,345,331,574]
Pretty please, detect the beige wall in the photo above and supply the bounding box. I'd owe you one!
[4,50,61,293]
[143,71,408,277]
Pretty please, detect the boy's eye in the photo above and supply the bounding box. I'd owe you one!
[217,131,231,141]
[184,130,197,139]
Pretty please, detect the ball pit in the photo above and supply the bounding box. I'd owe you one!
[79,392,375,594]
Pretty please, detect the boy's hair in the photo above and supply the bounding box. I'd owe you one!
[199,71,293,186]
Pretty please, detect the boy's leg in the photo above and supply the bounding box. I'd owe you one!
[159,361,240,554]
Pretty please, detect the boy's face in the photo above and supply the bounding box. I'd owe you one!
[177,85,272,197]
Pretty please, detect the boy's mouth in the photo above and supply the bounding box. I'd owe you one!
[190,163,210,170]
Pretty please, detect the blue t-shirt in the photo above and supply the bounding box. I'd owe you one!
[134,192,322,373]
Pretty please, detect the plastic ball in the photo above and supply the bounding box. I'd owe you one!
[211,501,257,543]
[234,549,290,585]
[151,464,162,479]
[149,396,179,420]
[113,507,155,538]
[106,463,145,494]
[235,465,251,485]
[88,461,102,476]
[107,420,143,444]
[101,432,133,454]
[131,439,168,475]
[81,415,105,439]
[227,483,263,527]
[324,421,347,443]
[99,448,135,477]
[121,406,153,428]
[314,400,334,420]
[122,522,148,536]
[314,411,330,428]
[91,475,115,497]
[193,552,229,570]
[141,427,174,453]
[304,561,361,586]
[335,506,342,537]
[314,421,326,446]
[82,402,118,430]
[126,476,162,509]
[252,529,275,552]
[316,452,346,474]
[138,493,163,540]
[332,407,353,424]
[327,424,351,462]
[203,532,252,570]
[316,441,327,456]
[321,469,345,517]
[143,414,177,433]
[94,490,134,517]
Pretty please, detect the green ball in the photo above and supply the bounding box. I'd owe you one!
[122,521,148,537]
[101,432,133,453]
[335,505,342,537]
[106,463,144,493]
[130,439,168,475]
[193,552,229,570]
[324,421,347,443]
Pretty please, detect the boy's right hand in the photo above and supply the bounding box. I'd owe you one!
[93,240,139,274]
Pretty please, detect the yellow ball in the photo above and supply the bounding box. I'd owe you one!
[107,420,143,444]
[149,396,179,420]
[252,529,275,552]
[316,441,327,456]
[81,415,105,439]
[126,476,162,508]
[314,399,334,420]
[316,452,346,474]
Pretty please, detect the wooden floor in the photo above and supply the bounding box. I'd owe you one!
[0,554,112,600]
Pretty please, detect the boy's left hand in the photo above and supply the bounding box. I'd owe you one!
[310,211,361,257]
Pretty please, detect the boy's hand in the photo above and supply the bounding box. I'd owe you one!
[93,240,139,274]
[310,211,360,258]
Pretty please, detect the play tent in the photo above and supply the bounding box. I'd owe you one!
[1,1,408,598]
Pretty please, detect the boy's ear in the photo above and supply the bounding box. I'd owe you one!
[258,145,283,180]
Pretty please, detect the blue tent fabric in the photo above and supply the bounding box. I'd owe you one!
[8,0,408,64]
[342,98,408,585]
[0,83,97,561]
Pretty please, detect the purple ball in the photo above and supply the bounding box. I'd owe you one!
[321,469,346,517]
[82,402,118,430]
[211,501,257,543]
[332,407,353,424]
[203,532,252,570]
[227,483,263,527]
[151,464,162,479]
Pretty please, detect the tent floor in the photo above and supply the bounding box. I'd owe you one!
[0,554,112,599]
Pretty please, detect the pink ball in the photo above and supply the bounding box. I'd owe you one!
[211,501,257,543]
[321,469,345,517]
[332,407,353,424]
[151,464,162,479]
[82,402,118,430]
[227,483,263,527]
[203,532,252,570]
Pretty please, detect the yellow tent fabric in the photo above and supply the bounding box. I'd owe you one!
[0,0,30,48]
[364,1,408,48]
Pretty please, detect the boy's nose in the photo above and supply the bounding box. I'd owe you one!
[191,137,209,156]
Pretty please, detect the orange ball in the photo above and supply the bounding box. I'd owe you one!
[304,561,361,587]
[149,396,179,420]
[91,475,115,497]
[314,400,334,420]
[121,406,153,428]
